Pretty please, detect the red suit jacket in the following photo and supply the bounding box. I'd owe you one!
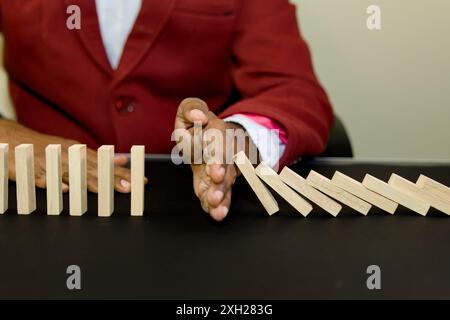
[0,0,333,167]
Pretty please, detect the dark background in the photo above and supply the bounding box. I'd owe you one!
[0,158,449,299]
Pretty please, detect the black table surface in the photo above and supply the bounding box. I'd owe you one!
[0,157,449,299]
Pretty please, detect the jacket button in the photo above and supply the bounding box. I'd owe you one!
[115,98,135,114]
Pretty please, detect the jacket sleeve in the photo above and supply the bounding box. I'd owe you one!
[219,0,334,168]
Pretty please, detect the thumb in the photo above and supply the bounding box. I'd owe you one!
[174,98,209,130]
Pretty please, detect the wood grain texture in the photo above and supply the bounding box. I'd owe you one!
[363,174,429,216]
[15,144,36,215]
[45,144,62,215]
[0,144,8,214]
[233,151,279,215]
[389,174,449,216]
[332,171,398,214]
[416,175,450,203]
[280,167,342,217]
[307,170,372,215]
[131,146,145,216]
[98,145,114,217]
[69,144,87,216]
[256,163,312,217]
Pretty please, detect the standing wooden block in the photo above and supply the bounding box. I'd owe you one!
[416,175,450,202]
[389,174,449,216]
[131,146,145,216]
[332,171,398,214]
[280,167,342,217]
[69,144,87,216]
[363,174,429,216]
[233,151,279,215]
[256,163,312,217]
[98,145,114,217]
[15,144,36,215]
[0,144,8,214]
[306,170,372,215]
[45,144,63,216]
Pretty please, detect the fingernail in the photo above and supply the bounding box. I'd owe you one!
[218,206,229,219]
[214,190,224,202]
[190,109,206,120]
[120,179,131,190]
[62,183,69,193]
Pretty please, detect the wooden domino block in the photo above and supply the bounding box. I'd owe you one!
[15,144,36,215]
[256,163,312,217]
[332,171,398,214]
[389,174,449,216]
[416,175,450,202]
[363,174,429,216]
[280,167,341,217]
[0,144,8,214]
[233,151,279,215]
[69,144,87,216]
[98,145,114,217]
[131,146,145,217]
[306,170,372,215]
[45,144,63,216]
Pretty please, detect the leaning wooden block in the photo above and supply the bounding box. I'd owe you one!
[98,145,114,217]
[332,171,398,214]
[363,174,429,216]
[131,146,145,217]
[389,174,449,216]
[15,144,36,215]
[280,167,341,217]
[306,170,371,215]
[69,144,87,216]
[256,163,312,217]
[45,144,63,216]
[233,151,279,215]
[416,175,450,202]
[0,144,9,214]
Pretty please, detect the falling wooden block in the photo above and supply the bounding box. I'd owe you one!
[45,144,63,216]
[0,144,9,214]
[416,175,450,202]
[332,171,398,214]
[363,174,429,216]
[306,170,372,215]
[98,145,114,217]
[256,163,312,217]
[389,174,449,216]
[233,151,279,215]
[15,144,36,215]
[280,167,341,217]
[131,146,145,217]
[69,144,87,216]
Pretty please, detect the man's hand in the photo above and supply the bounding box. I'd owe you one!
[175,98,253,222]
[0,119,144,193]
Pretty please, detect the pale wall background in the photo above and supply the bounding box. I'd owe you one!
[1,1,450,159]
[294,0,450,159]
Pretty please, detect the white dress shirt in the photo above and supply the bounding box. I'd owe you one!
[95,0,285,167]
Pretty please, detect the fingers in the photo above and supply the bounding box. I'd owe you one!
[86,166,99,193]
[174,98,210,130]
[114,154,128,166]
[195,163,237,222]
[114,166,132,193]
[208,163,226,184]
[210,190,232,222]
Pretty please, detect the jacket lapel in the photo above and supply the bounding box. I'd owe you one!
[112,0,176,86]
[64,0,113,76]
